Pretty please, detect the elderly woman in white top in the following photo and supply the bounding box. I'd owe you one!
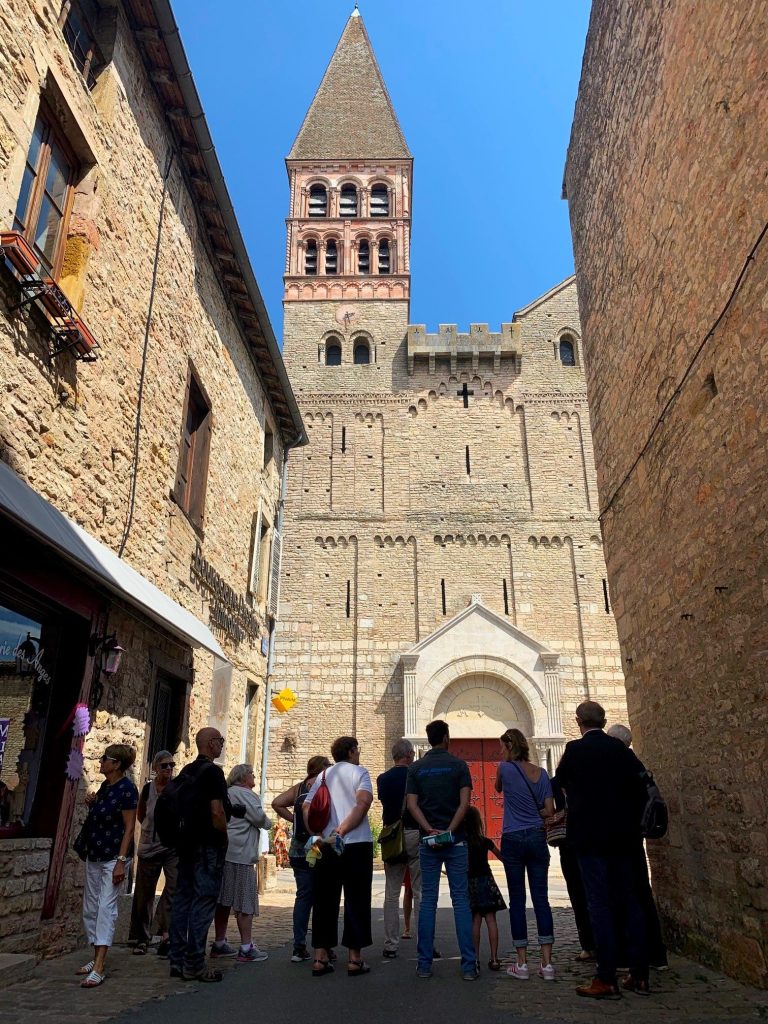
[211,764,272,963]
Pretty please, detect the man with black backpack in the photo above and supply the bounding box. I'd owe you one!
[163,727,231,982]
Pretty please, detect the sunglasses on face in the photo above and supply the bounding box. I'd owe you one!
[158,763,175,770]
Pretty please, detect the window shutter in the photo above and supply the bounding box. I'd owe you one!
[249,507,263,595]
[190,413,213,528]
[173,372,192,507]
[267,529,282,617]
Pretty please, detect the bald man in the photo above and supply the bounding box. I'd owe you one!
[168,726,230,981]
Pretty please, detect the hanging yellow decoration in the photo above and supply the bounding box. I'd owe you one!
[271,687,297,713]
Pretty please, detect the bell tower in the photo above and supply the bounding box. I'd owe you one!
[282,8,412,383]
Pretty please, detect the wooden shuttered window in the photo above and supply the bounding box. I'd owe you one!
[267,529,282,617]
[173,369,212,530]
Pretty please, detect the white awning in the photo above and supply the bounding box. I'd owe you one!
[0,461,227,660]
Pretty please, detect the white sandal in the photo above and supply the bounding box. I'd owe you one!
[75,960,95,976]
[80,969,105,987]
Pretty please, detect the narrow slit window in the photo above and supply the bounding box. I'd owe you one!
[340,184,358,217]
[602,578,611,614]
[346,580,351,618]
[465,445,471,475]
[358,239,370,273]
[308,184,327,217]
[325,240,338,275]
[305,239,318,275]
[370,183,389,216]
[378,239,390,275]
[441,578,447,616]
[503,578,509,616]
[341,426,346,453]
[559,335,576,366]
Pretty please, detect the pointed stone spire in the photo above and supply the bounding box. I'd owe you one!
[288,12,410,160]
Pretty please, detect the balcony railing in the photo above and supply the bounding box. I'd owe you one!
[0,230,99,361]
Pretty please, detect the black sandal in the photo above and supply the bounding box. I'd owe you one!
[347,959,371,976]
[488,958,501,971]
[312,959,334,977]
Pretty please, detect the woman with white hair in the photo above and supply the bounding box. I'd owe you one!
[211,764,272,963]
[129,750,179,957]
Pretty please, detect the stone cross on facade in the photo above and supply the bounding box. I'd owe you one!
[457,382,474,408]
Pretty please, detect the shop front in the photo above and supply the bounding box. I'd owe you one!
[0,461,227,955]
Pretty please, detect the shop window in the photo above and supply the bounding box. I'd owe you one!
[559,335,576,366]
[13,108,77,279]
[305,239,318,275]
[358,239,370,273]
[325,339,342,366]
[354,340,371,365]
[378,238,390,274]
[370,183,389,216]
[173,369,212,531]
[340,183,358,217]
[0,583,86,839]
[308,183,328,217]
[60,0,103,90]
[325,239,338,275]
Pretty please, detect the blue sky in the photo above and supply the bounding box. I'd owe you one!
[174,1,591,338]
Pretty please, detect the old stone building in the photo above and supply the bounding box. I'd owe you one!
[564,0,768,988]
[268,10,626,841]
[0,0,302,954]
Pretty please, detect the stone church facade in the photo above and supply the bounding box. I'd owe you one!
[269,11,626,835]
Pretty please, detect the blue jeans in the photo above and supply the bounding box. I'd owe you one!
[501,828,554,947]
[418,842,476,975]
[291,856,313,949]
[169,845,226,973]
[578,849,648,983]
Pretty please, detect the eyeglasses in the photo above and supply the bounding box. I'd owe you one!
[158,762,175,770]
[214,736,225,745]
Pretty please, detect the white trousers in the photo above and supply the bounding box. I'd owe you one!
[383,828,422,952]
[82,858,124,947]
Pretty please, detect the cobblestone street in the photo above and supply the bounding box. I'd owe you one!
[0,868,765,1024]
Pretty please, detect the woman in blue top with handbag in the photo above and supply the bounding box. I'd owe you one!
[496,728,556,981]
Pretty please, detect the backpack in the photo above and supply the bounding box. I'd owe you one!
[306,769,331,834]
[639,769,668,839]
[292,780,312,845]
[154,760,211,848]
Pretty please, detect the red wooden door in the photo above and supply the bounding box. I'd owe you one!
[450,738,504,856]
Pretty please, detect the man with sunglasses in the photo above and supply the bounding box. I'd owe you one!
[168,728,232,982]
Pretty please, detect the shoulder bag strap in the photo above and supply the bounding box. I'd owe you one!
[512,760,544,812]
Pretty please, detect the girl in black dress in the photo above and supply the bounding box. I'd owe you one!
[465,806,507,970]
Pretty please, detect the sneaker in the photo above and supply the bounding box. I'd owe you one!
[291,946,311,963]
[651,961,669,972]
[210,941,238,959]
[416,968,433,979]
[432,947,442,960]
[507,962,529,980]
[576,977,622,1000]
[382,949,398,959]
[463,969,480,981]
[156,940,170,959]
[538,963,556,981]
[237,945,268,963]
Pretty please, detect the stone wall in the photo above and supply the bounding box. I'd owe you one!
[0,838,51,953]
[0,1,287,954]
[564,0,768,988]
[271,278,627,802]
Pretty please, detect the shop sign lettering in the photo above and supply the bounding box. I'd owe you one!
[191,544,261,645]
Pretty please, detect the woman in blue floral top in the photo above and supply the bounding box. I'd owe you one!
[77,744,138,987]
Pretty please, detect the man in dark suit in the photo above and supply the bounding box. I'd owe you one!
[555,701,649,999]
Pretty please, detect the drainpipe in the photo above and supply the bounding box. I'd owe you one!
[259,450,291,798]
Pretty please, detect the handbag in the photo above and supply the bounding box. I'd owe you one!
[306,768,332,833]
[379,789,409,865]
[73,818,90,861]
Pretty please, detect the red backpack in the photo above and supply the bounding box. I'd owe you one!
[306,768,331,833]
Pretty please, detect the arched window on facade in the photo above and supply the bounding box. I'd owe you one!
[358,239,370,273]
[340,184,358,217]
[378,238,390,274]
[325,239,338,274]
[370,183,389,216]
[308,184,328,217]
[559,335,576,366]
[325,339,342,366]
[354,340,371,364]
[305,239,318,275]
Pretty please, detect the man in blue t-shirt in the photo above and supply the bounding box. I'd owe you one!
[406,720,476,980]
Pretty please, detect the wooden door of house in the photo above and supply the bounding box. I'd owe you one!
[450,738,504,856]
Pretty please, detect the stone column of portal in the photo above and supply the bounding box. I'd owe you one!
[542,652,565,764]
[401,654,420,737]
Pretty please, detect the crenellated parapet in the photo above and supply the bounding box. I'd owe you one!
[406,322,520,375]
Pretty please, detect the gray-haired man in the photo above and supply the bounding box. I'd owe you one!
[377,738,422,957]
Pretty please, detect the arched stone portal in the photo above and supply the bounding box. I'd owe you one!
[433,672,534,739]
